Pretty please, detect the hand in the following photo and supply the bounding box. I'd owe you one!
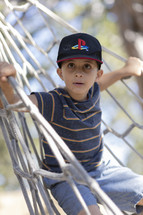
[0,62,16,83]
[122,57,143,77]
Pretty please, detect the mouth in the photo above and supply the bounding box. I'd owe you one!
[73,82,84,87]
[73,82,84,85]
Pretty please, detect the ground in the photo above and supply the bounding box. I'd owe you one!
[0,189,66,215]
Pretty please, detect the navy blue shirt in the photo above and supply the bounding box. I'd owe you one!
[33,82,103,172]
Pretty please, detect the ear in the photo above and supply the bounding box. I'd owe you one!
[57,68,63,80]
[95,69,103,81]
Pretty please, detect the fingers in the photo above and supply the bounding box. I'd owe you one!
[126,57,143,77]
[136,58,143,76]
[0,62,16,82]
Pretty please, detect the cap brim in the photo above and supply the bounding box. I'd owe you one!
[57,56,103,64]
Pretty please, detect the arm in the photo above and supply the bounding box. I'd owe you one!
[97,57,143,91]
[0,62,37,110]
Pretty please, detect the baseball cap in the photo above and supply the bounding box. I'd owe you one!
[57,33,103,69]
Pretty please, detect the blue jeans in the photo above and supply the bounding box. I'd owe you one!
[44,161,143,215]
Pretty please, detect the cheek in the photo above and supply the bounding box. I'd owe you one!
[87,73,97,82]
[63,74,70,84]
[65,72,72,80]
[92,72,98,81]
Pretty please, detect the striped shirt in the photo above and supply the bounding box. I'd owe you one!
[33,82,103,172]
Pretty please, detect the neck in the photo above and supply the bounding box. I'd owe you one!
[64,87,88,101]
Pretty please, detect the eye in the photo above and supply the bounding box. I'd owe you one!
[84,64,91,70]
[67,63,75,68]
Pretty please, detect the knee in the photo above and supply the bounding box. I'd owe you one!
[137,198,143,206]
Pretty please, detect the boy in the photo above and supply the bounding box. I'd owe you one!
[0,33,143,215]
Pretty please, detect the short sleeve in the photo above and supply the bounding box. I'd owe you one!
[31,92,53,122]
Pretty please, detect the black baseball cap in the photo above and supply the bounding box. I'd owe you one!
[57,33,103,69]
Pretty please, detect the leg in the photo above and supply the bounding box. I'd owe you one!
[95,162,143,214]
[138,198,143,206]
[78,205,101,215]
[51,181,100,215]
[137,198,143,215]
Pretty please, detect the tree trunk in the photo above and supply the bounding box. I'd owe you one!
[113,0,143,101]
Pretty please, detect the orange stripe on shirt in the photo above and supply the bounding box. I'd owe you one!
[45,154,56,158]
[82,111,101,122]
[71,138,102,153]
[42,161,51,170]
[50,121,101,132]
[63,94,100,114]
[63,108,79,120]
[38,92,44,115]
[48,93,55,122]
[61,134,100,143]
[54,89,70,98]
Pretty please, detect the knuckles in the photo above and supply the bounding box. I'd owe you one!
[0,62,16,77]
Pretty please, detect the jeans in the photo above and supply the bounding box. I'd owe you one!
[44,161,143,215]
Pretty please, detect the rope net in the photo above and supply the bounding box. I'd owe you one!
[0,1,143,214]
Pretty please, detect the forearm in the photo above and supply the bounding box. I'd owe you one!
[0,62,20,108]
[98,57,143,91]
[0,82,20,108]
[97,69,125,91]
[0,62,37,111]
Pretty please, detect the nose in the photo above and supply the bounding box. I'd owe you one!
[75,71,83,77]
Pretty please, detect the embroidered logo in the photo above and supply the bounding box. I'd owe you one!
[72,39,89,51]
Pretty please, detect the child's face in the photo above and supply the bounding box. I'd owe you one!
[57,59,103,101]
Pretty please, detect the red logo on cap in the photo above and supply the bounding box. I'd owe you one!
[78,39,86,49]
[72,39,89,51]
